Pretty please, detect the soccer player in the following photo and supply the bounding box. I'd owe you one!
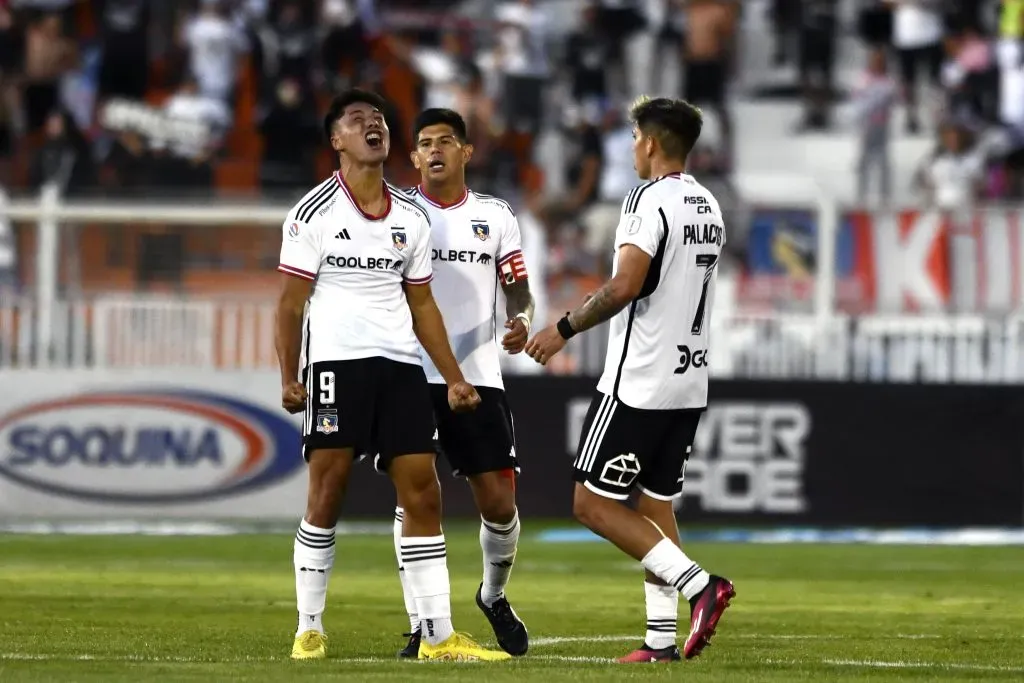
[275,89,509,662]
[524,96,735,662]
[391,108,533,658]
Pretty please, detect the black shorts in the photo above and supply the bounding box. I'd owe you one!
[430,384,518,477]
[572,391,703,501]
[684,60,726,105]
[302,358,435,471]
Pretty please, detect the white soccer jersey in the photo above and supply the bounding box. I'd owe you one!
[278,172,433,370]
[596,173,726,410]
[401,186,527,389]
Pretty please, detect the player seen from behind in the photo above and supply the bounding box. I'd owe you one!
[525,96,735,662]
[275,89,509,662]
[392,108,533,658]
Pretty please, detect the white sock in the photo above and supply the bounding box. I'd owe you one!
[641,538,710,601]
[479,510,520,607]
[401,534,454,645]
[393,507,420,633]
[293,519,336,636]
[644,581,679,650]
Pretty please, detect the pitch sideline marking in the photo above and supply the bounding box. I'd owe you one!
[4,650,1024,672]
[529,633,948,646]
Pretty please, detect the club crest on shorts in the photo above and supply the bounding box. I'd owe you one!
[316,409,339,435]
[472,221,490,241]
[391,229,407,250]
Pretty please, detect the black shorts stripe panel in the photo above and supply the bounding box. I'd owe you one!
[575,394,618,473]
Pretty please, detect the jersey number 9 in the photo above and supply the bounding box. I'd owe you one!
[319,371,335,405]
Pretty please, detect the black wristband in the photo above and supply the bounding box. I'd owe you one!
[557,315,577,340]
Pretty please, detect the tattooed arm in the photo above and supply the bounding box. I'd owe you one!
[503,278,535,322]
[524,244,652,365]
[566,245,652,334]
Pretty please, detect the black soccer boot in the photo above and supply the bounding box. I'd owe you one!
[398,629,421,658]
[475,583,529,656]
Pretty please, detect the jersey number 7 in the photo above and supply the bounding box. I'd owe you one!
[691,254,719,336]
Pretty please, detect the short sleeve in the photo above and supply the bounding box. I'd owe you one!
[497,213,528,285]
[403,217,433,285]
[278,212,321,281]
[613,190,664,258]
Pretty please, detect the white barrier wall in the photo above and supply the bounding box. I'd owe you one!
[0,370,308,519]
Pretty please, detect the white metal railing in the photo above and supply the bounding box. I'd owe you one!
[4,296,1024,382]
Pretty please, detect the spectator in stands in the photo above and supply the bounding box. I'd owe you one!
[103,129,156,196]
[0,1,23,158]
[180,0,248,105]
[914,118,987,209]
[770,0,800,67]
[258,77,319,196]
[457,63,503,193]
[29,108,94,196]
[409,29,476,111]
[22,11,76,132]
[565,2,611,106]
[595,0,648,100]
[683,0,736,166]
[531,101,602,242]
[582,103,638,273]
[254,0,316,102]
[941,23,997,123]
[321,0,376,92]
[857,0,893,48]
[164,73,232,153]
[161,75,224,193]
[96,0,149,102]
[852,47,898,204]
[888,0,945,134]
[795,0,838,132]
[493,0,550,137]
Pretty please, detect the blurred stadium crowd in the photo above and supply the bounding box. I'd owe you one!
[0,0,1023,299]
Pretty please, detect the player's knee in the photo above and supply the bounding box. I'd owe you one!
[305,450,351,525]
[471,471,516,524]
[572,484,613,531]
[397,473,441,521]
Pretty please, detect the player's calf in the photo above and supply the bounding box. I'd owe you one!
[291,448,353,655]
[469,470,528,656]
[389,454,455,646]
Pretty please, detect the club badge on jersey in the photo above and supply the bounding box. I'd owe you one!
[391,228,407,250]
[473,221,490,241]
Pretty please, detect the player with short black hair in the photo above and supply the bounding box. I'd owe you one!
[391,107,532,658]
[276,89,509,662]
[525,96,735,662]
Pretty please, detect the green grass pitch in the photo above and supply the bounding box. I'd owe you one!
[1,524,1023,682]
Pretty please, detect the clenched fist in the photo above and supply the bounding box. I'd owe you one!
[447,380,481,413]
[281,381,307,414]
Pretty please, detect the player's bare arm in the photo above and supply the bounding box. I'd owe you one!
[404,281,481,411]
[275,273,312,413]
[501,278,535,354]
[525,245,652,365]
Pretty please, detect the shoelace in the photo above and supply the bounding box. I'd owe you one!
[489,598,519,628]
[299,631,324,648]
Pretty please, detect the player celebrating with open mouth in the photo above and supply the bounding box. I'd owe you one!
[276,89,509,663]
[391,108,533,659]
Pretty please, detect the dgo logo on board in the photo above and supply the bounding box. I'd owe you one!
[0,391,303,504]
